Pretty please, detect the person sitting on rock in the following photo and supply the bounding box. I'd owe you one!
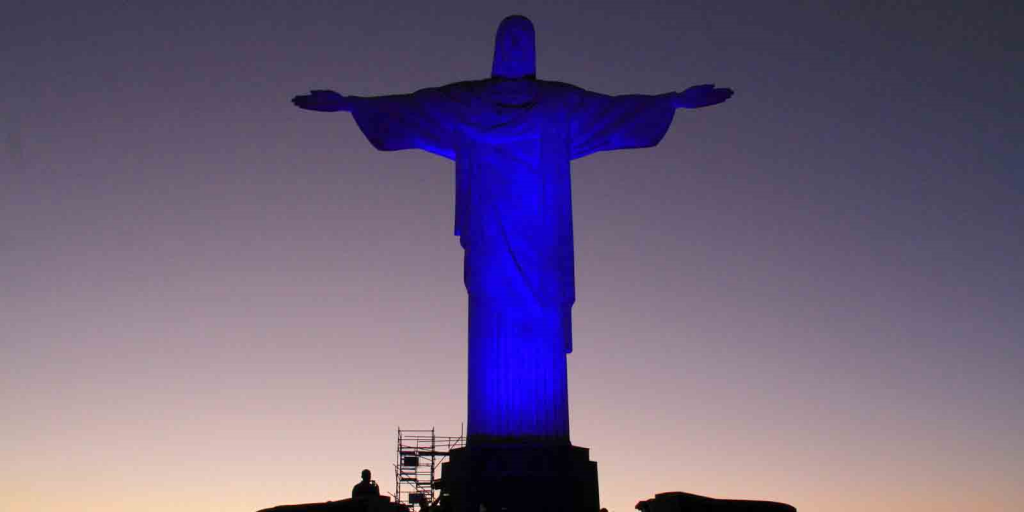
[351,469,380,499]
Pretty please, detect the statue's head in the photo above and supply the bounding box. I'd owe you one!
[361,469,371,481]
[492,15,536,79]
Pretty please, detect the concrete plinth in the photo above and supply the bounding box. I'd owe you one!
[438,444,599,512]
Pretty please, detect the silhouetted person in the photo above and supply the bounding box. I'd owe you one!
[352,469,380,499]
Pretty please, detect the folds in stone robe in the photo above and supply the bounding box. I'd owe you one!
[350,78,675,443]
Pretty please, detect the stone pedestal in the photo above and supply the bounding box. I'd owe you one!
[438,444,599,512]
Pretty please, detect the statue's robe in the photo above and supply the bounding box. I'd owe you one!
[351,78,675,443]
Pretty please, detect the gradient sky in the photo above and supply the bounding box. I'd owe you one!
[2,2,1021,512]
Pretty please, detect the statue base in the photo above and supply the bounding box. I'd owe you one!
[438,444,599,512]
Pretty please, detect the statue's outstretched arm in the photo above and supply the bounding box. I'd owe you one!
[292,85,461,160]
[291,89,357,112]
[671,84,734,109]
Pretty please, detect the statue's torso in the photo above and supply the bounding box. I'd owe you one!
[451,80,577,306]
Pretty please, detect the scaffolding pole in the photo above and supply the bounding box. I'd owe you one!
[394,427,464,510]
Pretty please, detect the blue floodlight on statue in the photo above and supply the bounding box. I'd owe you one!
[292,15,733,445]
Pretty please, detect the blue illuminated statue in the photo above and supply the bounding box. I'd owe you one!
[293,15,733,445]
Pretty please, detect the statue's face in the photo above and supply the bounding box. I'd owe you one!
[492,15,536,79]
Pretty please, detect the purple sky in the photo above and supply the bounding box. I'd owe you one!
[2,2,1022,512]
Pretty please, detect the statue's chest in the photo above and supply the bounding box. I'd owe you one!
[464,99,566,167]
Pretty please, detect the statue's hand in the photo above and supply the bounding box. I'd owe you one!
[674,84,734,109]
[291,89,352,112]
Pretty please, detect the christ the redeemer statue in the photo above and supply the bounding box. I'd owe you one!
[292,15,732,445]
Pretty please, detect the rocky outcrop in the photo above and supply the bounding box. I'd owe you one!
[257,496,409,512]
[635,491,796,512]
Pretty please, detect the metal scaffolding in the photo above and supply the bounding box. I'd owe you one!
[394,427,464,510]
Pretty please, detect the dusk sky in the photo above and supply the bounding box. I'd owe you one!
[2,1,1021,512]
